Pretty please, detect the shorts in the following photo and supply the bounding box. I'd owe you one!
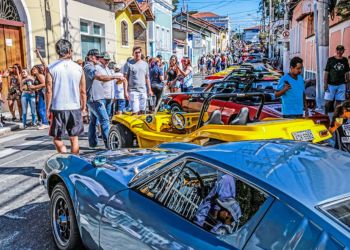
[129,91,147,113]
[7,92,21,101]
[49,109,84,138]
[324,84,346,101]
[116,99,126,112]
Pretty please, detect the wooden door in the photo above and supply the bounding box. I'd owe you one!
[0,20,25,111]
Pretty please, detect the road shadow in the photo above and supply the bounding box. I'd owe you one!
[0,166,41,178]
[0,202,57,250]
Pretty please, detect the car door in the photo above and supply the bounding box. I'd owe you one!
[99,158,273,250]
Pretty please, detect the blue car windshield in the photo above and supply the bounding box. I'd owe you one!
[130,154,178,185]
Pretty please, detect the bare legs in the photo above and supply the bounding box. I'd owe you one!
[53,136,79,155]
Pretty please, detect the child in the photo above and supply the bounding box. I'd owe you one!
[114,72,128,115]
[330,101,350,152]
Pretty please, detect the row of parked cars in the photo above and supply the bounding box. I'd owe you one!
[40,63,350,249]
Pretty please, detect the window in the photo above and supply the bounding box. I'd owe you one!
[93,24,101,35]
[136,159,269,237]
[161,28,165,49]
[80,19,105,57]
[156,26,160,49]
[121,21,129,46]
[166,30,170,50]
[80,22,88,33]
[320,197,350,230]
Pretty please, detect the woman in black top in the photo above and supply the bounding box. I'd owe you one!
[166,55,180,93]
[3,64,23,121]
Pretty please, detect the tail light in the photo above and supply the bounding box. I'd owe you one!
[319,130,329,137]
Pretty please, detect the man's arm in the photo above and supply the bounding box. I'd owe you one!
[275,83,291,98]
[123,79,129,100]
[45,72,53,120]
[94,74,122,83]
[79,72,87,112]
[146,76,153,96]
[324,71,329,90]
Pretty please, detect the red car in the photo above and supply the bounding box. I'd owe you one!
[166,82,330,127]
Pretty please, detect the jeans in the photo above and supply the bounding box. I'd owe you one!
[183,86,193,93]
[37,90,48,125]
[87,100,110,148]
[21,92,36,126]
[104,99,113,118]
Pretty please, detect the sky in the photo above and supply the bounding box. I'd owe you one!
[177,0,262,31]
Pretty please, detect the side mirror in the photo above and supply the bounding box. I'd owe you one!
[92,156,107,167]
[146,115,153,123]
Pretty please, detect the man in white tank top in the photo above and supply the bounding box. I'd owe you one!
[46,39,86,154]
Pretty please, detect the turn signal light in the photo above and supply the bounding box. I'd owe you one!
[319,130,329,137]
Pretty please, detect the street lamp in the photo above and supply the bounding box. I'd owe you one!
[105,0,126,11]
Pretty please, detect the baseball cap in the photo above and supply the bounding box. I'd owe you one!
[100,52,111,60]
[336,45,345,51]
[87,49,101,57]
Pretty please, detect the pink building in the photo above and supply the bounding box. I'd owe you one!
[289,0,350,80]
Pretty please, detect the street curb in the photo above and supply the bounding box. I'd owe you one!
[0,123,24,137]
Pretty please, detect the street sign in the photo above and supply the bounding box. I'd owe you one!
[282,30,290,38]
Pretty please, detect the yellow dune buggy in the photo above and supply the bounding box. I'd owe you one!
[108,92,331,149]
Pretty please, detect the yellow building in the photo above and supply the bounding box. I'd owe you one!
[114,0,154,65]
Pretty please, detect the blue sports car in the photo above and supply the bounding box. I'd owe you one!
[40,141,350,250]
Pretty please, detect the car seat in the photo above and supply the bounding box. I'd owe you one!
[204,110,224,125]
[230,107,250,125]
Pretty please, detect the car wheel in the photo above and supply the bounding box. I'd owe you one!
[50,183,83,250]
[108,124,133,149]
[170,103,182,113]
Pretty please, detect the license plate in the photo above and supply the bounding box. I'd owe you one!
[341,137,350,143]
[292,130,314,142]
[342,124,350,136]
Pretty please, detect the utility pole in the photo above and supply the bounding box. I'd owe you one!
[282,0,289,73]
[314,0,329,109]
[268,0,274,59]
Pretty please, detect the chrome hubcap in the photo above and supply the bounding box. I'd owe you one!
[108,131,120,149]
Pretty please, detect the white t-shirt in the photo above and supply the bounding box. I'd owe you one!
[48,59,82,110]
[91,64,115,100]
[114,73,125,99]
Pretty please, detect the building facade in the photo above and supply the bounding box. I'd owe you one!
[114,0,153,65]
[64,0,117,61]
[242,26,260,43]
[147,0,173,62]
[289,0,350,80]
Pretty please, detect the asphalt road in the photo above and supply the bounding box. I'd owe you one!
[0,74,205,249]
[0,126,96,250]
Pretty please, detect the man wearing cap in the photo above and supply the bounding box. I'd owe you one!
[84,49,125,148]
[324,45,350,114]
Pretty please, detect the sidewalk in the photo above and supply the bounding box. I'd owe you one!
[0,112,24,137]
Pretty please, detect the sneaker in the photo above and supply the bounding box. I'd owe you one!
[12,117,17,122]
[38,124,50,130]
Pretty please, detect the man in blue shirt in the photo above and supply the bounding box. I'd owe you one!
[275,57,308,118]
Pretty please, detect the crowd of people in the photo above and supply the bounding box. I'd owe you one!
[277,45,350,153]
[197,53,234,75]
[0,39,199,153]
[1,38,350,155]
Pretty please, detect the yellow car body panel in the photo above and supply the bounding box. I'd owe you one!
[111,113,331,148]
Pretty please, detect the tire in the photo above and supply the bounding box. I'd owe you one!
[108,123,133,149]
[50,183,84,250]
[170,103,182,113]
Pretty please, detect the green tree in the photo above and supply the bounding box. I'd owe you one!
[173,0,180,12]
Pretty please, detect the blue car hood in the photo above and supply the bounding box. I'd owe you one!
[80,148,180,187]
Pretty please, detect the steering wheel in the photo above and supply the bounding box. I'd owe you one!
[182,166,205,198]
[171,112,186,130]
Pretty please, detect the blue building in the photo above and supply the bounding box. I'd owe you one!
[146,0,173,61]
